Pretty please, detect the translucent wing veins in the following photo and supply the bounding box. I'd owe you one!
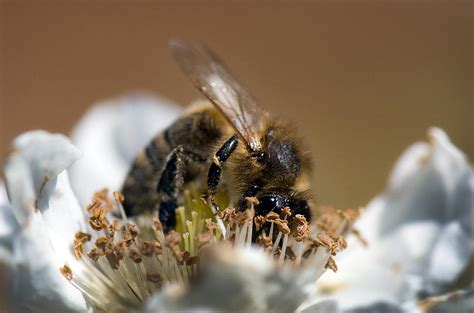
[170,40,268,153]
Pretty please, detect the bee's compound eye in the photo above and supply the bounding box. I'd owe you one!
[289,200,311,222]
[254,195,277,216]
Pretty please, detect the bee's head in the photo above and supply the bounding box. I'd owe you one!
[253,193,311,222]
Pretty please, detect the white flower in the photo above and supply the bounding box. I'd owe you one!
[1,94,472,313]
[1,95,337,313]
[68,93,181,207]
[303,128,474,312]
[1,131,89,313]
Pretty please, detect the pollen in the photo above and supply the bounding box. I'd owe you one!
[61,187,359,312]
[254,215,266,231]
[293,214,310,242]
[280,207,292,219]
[59,265,73,280]
[274,218,291,235]
[325,256,338,272]
[113,191,125,202]
[147,273,164,285]
[92,188,115,212]
[88,207,107,230]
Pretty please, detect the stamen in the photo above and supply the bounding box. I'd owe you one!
[293,214,310,242]
[274,219,290,235]
[63,188,358,312]
[147,273,164,286]
[88,207,108,231]
[279,234,289,263]
[325,256,338,272]
[129,249,143,263]
[88,247,104,262]
[93,188,115,212]
[60,265,73,280]
[254,215,266,231]
[280,207,292,219]
[113,191,128,222]
[351,228,368,246]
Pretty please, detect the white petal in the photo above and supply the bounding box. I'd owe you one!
[4,130,82,226]
[36,171,88,262]
[425,222,474,293]
[0,182,20,256]
[0,182,18,310]
[419,288,474,313]
[144,247,327,313]
[69,93,181,205]
[376,127,473,237]
[12,213,89,313]
[0,180,8,206]
[319,222,441,308]
[4,131,88,262]
[3,131,90,312]
[317,128,474,308]
[296,299,339,313]
[344,302,404,313]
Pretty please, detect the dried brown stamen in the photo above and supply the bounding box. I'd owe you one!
[95,236,109,249]
[205,219,219,233]
[73,231,92,259]
[105,250,120,269]
[108,220,121,237]
[274,219,290,235]
[114,241,127,259]
[293,214,310,241]
[219,208,236,223]
[88,247,105,262]
[280,207,292,219]
[68,187,360,313]
[147,273,164,285]
[129,249,142,263]
[254,215,266,231]
[325,256,338,272]
[140,240,156,257]
[113,191,125,202]
[256,233,272,251]
[165,231,181,247]
[126,223,138,238]
[285,247,296,260]
[92,188,115,213]
[88,207,108,231]
[185,255,200,266]
[75,231,92,242]
[153,217,163,231]
[314,233,339,255]
[196,232,212,248]
[265,212,280,221]
[59,265,73,280]
[237,209,255,225]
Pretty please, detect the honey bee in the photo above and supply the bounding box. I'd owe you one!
[121,40,313,232]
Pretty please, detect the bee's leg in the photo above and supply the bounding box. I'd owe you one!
[157,146,205,231]
[206,135,239,206]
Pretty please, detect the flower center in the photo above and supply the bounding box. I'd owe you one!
[60,187,361,312]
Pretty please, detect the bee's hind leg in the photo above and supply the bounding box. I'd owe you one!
[157,146,205,231]
[205,135,239,207]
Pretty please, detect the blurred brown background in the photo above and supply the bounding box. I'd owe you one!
[1,1,472,210]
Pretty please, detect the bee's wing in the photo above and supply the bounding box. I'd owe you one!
[170,40,268,152]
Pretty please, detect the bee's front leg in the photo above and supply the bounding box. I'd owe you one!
[157,146,205,231]
[206,135,239,207]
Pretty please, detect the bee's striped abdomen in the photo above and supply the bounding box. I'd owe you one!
[121,106,225,217]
